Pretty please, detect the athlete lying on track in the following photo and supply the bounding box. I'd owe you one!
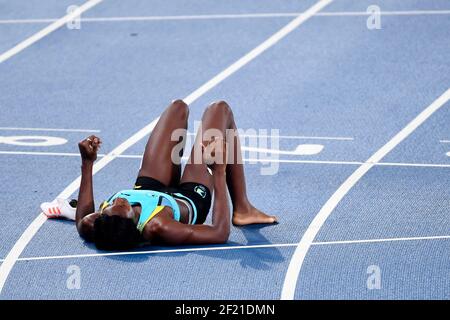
[76,100,277,250]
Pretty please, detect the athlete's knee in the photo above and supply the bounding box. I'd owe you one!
[169,99,189,119]
[206,100,232,117]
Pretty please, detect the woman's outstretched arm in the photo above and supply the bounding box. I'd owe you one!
[75,136,101,240]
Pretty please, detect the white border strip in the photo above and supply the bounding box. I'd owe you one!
[281,88,450,300]
[0,127,100,133]
[0,235,448,263]
[1,10,450,24]
[0,0,333,295]
[0,0,103,64]
[2,151,450,168]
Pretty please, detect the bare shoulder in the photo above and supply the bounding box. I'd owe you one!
[142,207,176,240]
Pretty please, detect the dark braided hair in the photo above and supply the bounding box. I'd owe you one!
[93,215,141,250]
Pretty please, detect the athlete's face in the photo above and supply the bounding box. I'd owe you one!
[102,198,136,221]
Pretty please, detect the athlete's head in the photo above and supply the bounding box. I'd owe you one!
[93,198,140,250]
[93,215,141,250]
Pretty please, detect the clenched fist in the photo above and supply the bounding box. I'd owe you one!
[78,135,102,162]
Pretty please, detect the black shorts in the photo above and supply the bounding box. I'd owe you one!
[134,176,212,225]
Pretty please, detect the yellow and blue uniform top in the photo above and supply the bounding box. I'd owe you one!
[100,189,197,233]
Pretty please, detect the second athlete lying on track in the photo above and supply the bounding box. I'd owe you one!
[76,100,277,250]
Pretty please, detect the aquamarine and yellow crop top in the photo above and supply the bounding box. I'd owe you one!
[99,189,197,233]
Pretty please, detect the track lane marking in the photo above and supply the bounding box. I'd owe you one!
[1,10,450,24]
[0,127,100,133]
[0,0,103,64]
[187,133,354,140]
[0,235,448,263]
[2,151,450,168]
[0,0,333,295]
[281,88,450,300]
[0,129,352,139]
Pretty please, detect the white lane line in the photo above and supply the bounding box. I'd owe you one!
[1,10,450,24]
[187,132,354,141]
[281,88,450,300]
[373,161,450,168]
[0,127,100,133]
[241,135,352,140]
[318,10,450,16]
[0,151,87,157]
[440,140,450,143]
[1,235,448,263]
[2,151,450,168]
[3,244,298,262]
[313,235,450,246]
[0,130,354,140]
[0,0,103,64]
[0,0,332,295]
[183,0,333,105]
[242,144,324,156]
[249,159,450,168]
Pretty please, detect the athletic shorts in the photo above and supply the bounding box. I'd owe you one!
[134,176,212,224]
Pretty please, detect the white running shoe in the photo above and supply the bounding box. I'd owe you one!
[40,198,76,221]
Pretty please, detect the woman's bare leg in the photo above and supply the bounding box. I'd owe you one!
[223,103,277,225]
[138,99,188,187]
[181,101,277,225]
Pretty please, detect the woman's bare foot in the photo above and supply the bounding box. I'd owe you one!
[232,205,278,226]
